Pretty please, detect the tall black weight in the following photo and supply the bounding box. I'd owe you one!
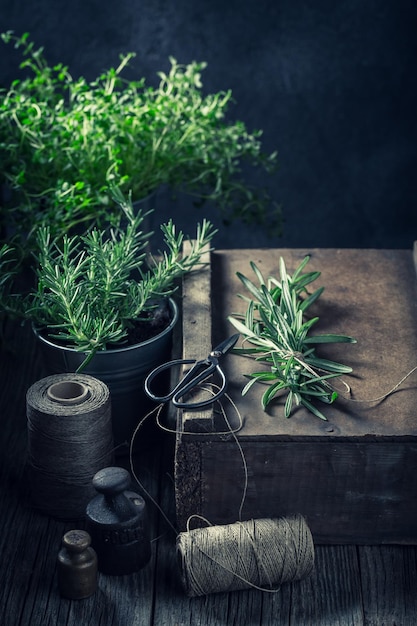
[85,466,151,575]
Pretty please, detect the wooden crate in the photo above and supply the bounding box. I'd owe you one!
[174,245,417,544]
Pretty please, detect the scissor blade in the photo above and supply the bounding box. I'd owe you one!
[211,333,240,357]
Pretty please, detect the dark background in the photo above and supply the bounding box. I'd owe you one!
[1,0,416,250]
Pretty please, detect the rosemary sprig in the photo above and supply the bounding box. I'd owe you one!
[228,256,356,420]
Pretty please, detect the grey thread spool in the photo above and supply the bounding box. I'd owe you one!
[26,373,114,520]
[177,516,314,597]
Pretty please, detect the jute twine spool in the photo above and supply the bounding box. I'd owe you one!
[26,373,114,520]
[177,515,314,597]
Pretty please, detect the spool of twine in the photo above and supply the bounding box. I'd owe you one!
[177,515,314,597]
[26,373,114,520]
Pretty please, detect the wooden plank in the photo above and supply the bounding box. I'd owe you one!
[180,242,215,433]
[160,433,365,625]
[290,546,364,625]
[226,587,291,626]
[174,440,204,534]
[359,545,417,625]
[180,440,417,543]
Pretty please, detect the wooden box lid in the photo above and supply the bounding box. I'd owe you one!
[181,245,417,441]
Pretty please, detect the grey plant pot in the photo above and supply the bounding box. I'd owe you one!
[34,298,179,448]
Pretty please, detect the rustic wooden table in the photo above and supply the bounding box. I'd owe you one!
[1,269,417,625]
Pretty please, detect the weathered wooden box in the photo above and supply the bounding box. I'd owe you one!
[174,246,417,544]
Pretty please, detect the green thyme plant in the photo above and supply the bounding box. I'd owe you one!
[27,187,216,370]
[0,242,25,344]
[0,243,20,315]
[0,31,279,251]
[228,256,356,420]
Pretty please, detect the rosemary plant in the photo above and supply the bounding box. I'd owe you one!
[28,188,216,370]
[228,256,356,420]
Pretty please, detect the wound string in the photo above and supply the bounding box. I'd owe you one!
[177,516,314,597]
[26,373,114,520]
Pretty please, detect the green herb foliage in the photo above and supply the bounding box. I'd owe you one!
[0,243,19,315]
[0,31,279,250]
[228,256,356,420]
[28,188,216,370]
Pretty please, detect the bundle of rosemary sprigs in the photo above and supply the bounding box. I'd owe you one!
[228,256,356,420]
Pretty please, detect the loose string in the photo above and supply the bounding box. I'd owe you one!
[129,402,176,534]
[344,365,417,404]
[129,386,246,535]
[266,347,417,405]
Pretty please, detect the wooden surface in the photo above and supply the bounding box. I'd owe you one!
[1,286,417,624]
[175,247,417,543]
[199,247,417,437]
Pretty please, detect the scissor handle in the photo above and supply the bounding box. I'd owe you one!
[144,358,196,402]
[173,363,227,409]
[144,358,227,409]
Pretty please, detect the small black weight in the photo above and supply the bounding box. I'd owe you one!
[57,530,98,599]
[85,466,151,575]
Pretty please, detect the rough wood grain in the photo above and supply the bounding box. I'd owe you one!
[176,247,417,543]
[290,546,364,625]
[359,545,417,626]
[180,241,215,433]
[184,440,417,543]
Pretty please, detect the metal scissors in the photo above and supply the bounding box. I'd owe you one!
[144,334,239,409]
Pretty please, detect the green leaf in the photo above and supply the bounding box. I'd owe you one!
[249,261,265,286]
[299,286,324,311]
[284,390,294,417]
[300,397,328,420]
[261,380,287,410]
[232,346,266,356]
[236,272,264,302]
[299,370,345,386]
[305,355,353,374]
[304,334,357,344]
[292,271,321,292]
[241,376,261,396]
[290,255,311,281]
[249,371,278,381]
[228,315,255,337]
